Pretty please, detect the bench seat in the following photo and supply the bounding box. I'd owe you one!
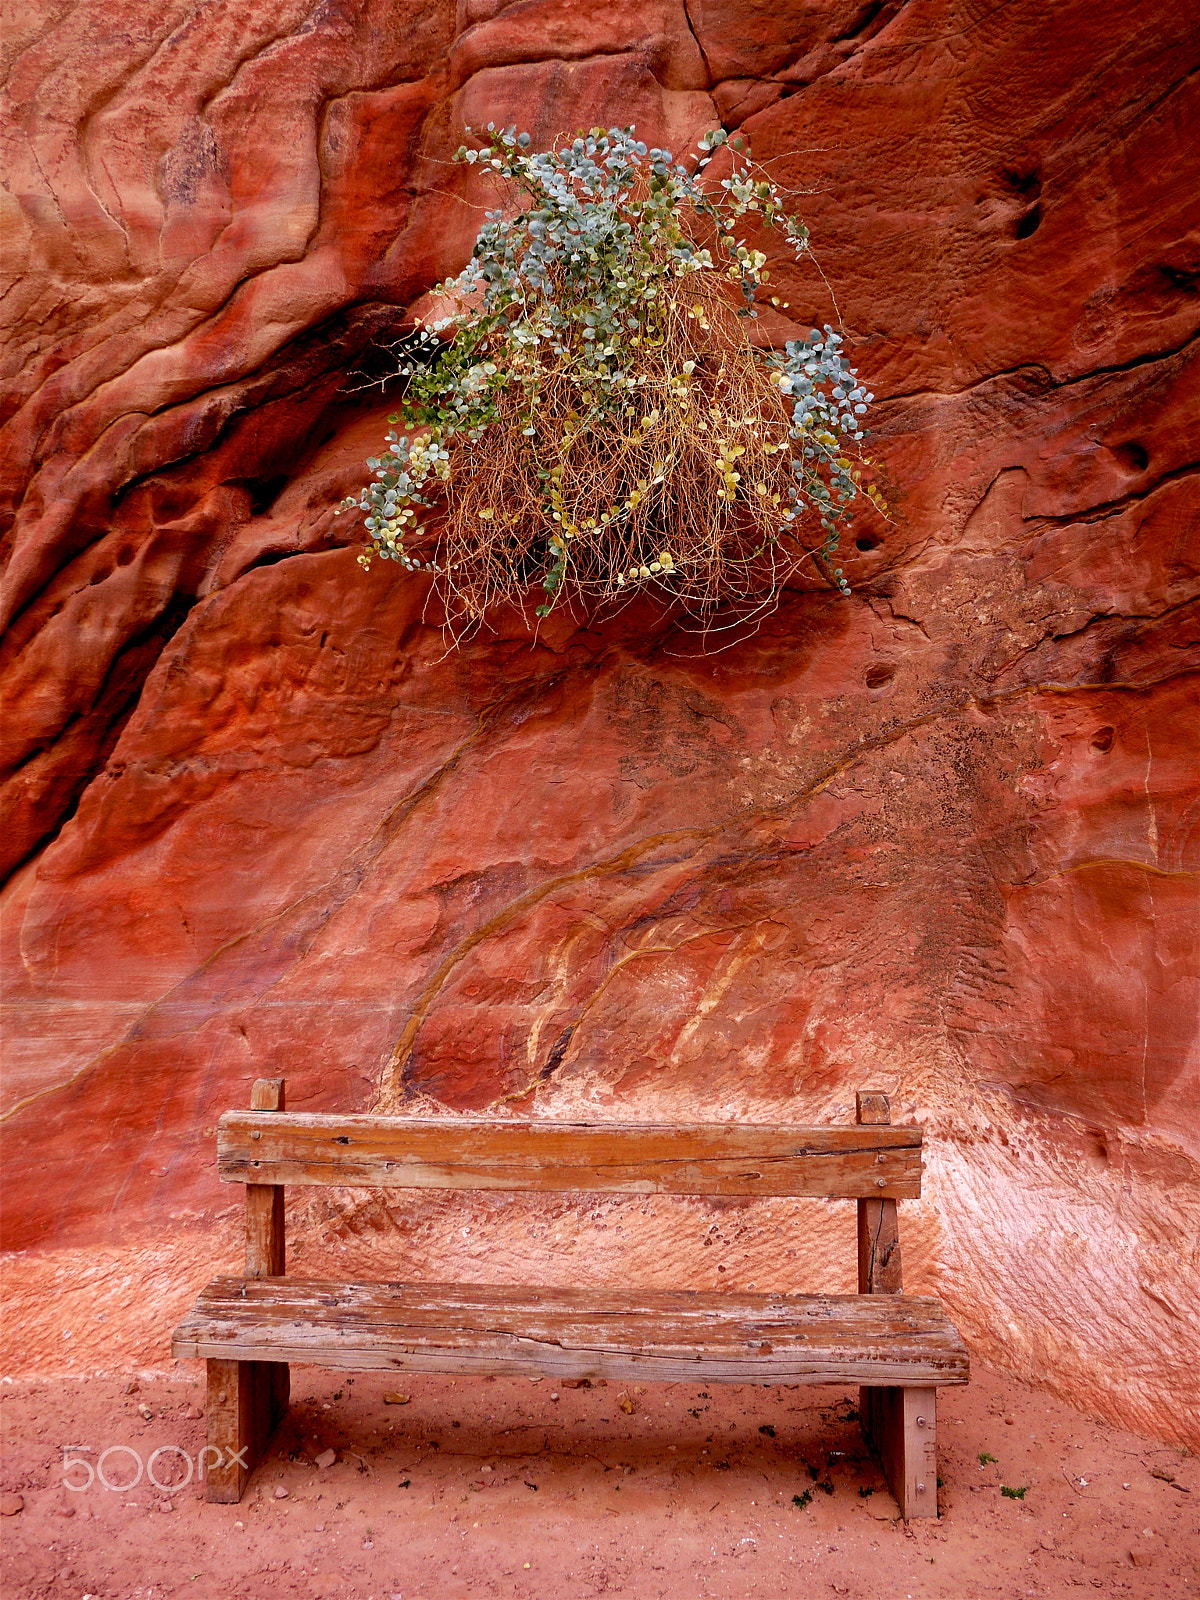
[172,1276,970,1387]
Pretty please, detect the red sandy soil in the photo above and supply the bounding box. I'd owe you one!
[1,1361,1196,1599]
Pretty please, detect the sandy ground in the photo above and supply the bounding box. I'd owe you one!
[1,1358,1195,1599]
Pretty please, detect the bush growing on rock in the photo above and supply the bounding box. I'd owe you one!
[343,125,882,640]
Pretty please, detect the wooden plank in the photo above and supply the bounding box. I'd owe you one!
[857,1198,903,1294]
[173,1278,969,1387]
[855,1090,903,1289]
[217,1116,923,1199]
[246,1186,286,1275]
[852,1099,940,1515]
[250,1078,286,1113]
[244,1079,289,1433]
[203,1357,287,1504]
[246,1079,286,1278]
[855,1090,892,1126]
[856,1092,905,1433]
[205,1359,250,1503]
[873,1386,938,1519]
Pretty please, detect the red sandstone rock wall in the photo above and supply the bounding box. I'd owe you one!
[2,1,1198,1443]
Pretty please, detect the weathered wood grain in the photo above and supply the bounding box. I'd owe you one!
[204,1358,248,1503]
[870,1384,939,1519]
[173,1278,969,1386]
[855,1092,903,1295]
[855,1091,906,1460]
[204,1356,289,1504]
[857,1197,904,1294]
[217,1116,924,1199]
[855,1091,892,1126]
[244,1078,289,1440]
[246,1079,286,1278]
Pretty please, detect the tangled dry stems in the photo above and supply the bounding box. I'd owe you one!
[410,276,838,641]
[349,126,879,644]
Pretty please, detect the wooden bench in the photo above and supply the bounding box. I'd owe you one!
[172,1081,968,1515]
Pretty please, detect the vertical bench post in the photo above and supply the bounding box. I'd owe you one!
[856,1089,937,1519]
[205,1077,290,1503]
[856,1090,902,1296]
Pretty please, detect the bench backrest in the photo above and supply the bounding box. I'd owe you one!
[218,1084,921,1201]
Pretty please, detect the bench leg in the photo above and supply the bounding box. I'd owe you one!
[861,1385,938,1519]
[205,1357,290,1503]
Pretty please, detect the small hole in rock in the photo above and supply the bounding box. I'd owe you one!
[1112,441,1149,474]
[855,535,880,552]
[1084,1134,1109,1173]
[1157,261,1199,296]
[248,474,289,516]
[117,543,138,567]
[1090,726,1114,752]
[1014,204,1042,240]
[865,663,895,690]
